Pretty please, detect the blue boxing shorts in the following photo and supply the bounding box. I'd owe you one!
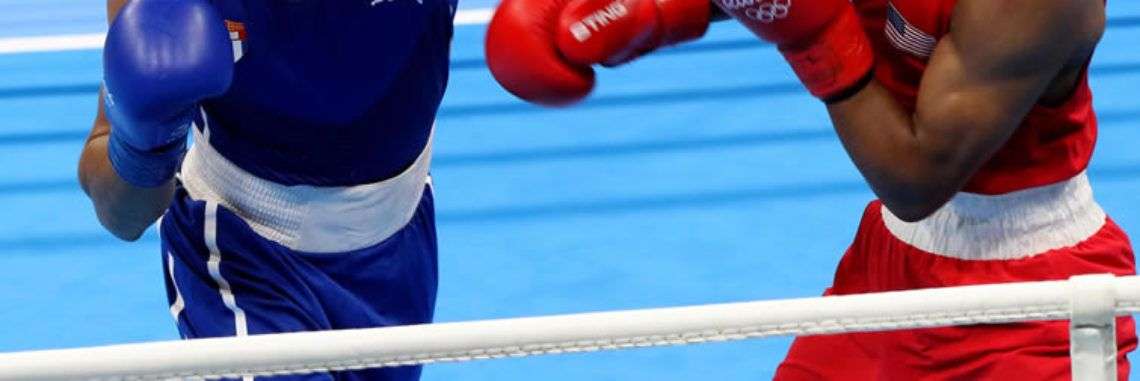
[158,125,438,381]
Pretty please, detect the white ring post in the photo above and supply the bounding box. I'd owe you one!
[1070,274,1118,381]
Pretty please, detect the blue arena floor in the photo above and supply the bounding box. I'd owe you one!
[1,1,1139,380]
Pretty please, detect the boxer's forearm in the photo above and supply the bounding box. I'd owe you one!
[76,0,171,242]
[79,91,174,242]
[825,82,976,222]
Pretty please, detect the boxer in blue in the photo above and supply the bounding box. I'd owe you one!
[77,1,454,380]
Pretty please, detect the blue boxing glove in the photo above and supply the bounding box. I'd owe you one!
[103,0,233,187]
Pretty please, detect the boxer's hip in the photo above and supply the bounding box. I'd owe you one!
[158,184,438,344]
[177,120,434,254]
[778,173,1138,379]
[835,172,1135,294]
[881,170,1110,261]
[157,122,439,338]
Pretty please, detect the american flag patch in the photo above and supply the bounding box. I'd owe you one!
[884,2,936,58]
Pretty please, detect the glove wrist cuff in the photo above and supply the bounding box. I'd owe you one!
[778,6,875,100]
[107,128,188,188]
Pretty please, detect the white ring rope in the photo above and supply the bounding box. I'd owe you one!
[1,275,1139,380]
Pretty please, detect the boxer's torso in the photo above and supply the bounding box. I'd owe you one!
[855,0,1099,194]
[199,0,455,186]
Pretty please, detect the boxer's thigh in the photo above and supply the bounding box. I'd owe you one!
[160,193,335,381]
[777,203,1140,380]
[879,317,1135,380]
[776,330,885,380]
[775,203,889,380]
[295,188,440,381]
[773,260,888,380]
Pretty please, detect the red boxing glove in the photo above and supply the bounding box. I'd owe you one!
[486,0,594,106]
[716,0,874,101]
[556,0,710,66]
[485,0,710,106]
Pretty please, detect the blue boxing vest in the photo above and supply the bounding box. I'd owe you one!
[200,0,454,186]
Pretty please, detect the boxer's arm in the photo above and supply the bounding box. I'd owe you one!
[78,0,174,241]
[826,0,1104,221]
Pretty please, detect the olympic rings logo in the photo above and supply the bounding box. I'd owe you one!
[744,0,791,23]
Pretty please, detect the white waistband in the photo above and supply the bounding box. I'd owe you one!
[180,122,432,254]
[881,172,1107,261]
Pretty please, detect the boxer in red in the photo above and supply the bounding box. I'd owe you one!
[485,0,1137,378]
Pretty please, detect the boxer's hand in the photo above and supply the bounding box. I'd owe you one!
[103,0,233,187]
[485,0,710,106]
[716,0,873,101]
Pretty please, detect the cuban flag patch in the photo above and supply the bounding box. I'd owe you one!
[225,20,248,62]
[885,2,936,58]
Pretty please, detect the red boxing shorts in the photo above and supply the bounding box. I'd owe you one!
[775,172,1137,380]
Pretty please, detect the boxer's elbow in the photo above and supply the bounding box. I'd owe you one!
[97,211,151,242]
[84,181,165,242]
[79,138,171,242]
[87,183,171,242]
[871,159,964,223]
[880,197,945,222]
[878,184,956,222]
